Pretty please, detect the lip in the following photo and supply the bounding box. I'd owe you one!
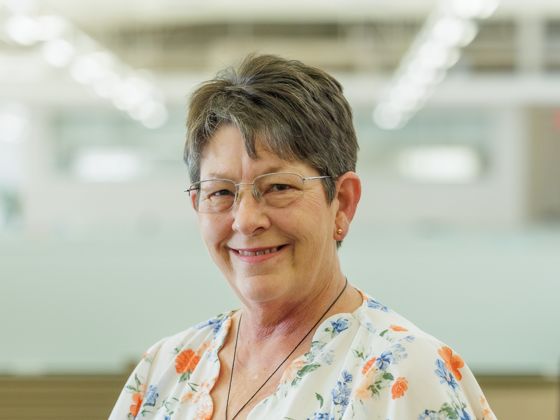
[229,244,288,264]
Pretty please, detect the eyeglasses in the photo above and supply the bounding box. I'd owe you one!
[186,172,331,213]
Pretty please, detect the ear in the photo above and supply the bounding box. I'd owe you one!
[189,189,198,211]
[333,172,361,241]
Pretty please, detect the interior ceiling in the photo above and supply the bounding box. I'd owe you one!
[40,0,560,28]
[1,0,559,86]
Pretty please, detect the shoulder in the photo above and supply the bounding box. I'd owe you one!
[129,311,233,386]
[353,292,467,378]
[109,312,234,419]
[349,293,495,419]
[354,293,440,351]
[146,311,234,365]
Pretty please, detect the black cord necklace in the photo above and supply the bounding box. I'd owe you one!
[225,278,348,420]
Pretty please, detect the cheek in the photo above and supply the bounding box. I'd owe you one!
[290,200,334,245]
[199,217,231,251]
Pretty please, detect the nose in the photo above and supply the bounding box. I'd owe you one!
[231,186,270,236]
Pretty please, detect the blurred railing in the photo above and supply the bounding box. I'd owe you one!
[0,373,557,420]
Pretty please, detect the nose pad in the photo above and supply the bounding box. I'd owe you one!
[233,184,261,209]
[251,185,262,202]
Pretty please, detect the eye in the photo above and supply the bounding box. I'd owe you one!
[208,189,235,198]
[268,183,293,193]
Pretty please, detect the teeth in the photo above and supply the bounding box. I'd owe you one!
[238,246,279,256]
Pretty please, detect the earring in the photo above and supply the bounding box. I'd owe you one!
[336,228,343,235]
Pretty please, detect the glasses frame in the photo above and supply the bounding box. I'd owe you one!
[185,172,332,213]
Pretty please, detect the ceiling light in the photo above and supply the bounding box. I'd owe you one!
[432,17,478,48]
[373,0,500,130]
[42,38,75,67]
[5,15,40,45]
[140,105,168,129]
[34,15,68,41]
[70,52,115,85]
[113,76,153,111]
[91,74,121,98]
[373,106,404,130]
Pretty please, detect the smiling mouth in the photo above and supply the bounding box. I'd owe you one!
[231,245,286,257]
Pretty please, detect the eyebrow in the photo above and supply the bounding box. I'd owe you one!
[203,165,289,180]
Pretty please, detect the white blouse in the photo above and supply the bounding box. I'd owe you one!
[110,292,496,419]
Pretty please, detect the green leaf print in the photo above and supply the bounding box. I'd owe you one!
[297,363,320,377]
[353,349,366,360]
[382,372,394,381]
[440,402,459,419]
[179,372,192,382]
[315,392,324,408]
[291,363,321,386]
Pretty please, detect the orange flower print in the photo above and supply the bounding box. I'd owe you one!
[480,395,495,418]
[391,377,408,399]
[196,393,213,420]
[175,348,201,374]
[438,346,465,381]
[181,391,194,403]
[389,325,408,332]
[362,357,377,375]
[129,392,143,417]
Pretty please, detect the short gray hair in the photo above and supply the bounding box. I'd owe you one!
[184,54,359,204]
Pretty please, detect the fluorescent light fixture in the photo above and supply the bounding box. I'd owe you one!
[73,149,143,183]
[5,15,40,45]
[139,105,168,129]
[397,145,481,183]
[34,15,68,41]
[431,17,478,48]
[2,4,168,129]
[42,38,75,67]
[69,52,116,85]
[373,106,404,130]
[373,0,500,130]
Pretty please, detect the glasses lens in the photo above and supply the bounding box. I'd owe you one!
[255,173,304,208]
[197,180,236,213]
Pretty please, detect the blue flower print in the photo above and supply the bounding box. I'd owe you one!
[330,318,349,334]
[331,370,353,408]
[374,351,393,371]
[196,314,225,334]
[435,359,458,390]
[308,413,334,420]
[144,384,159,407]
[460,408,471,420]
[366,298,389,312]
[418,410,439,420]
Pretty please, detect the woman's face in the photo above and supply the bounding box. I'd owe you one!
[196,124,340,307]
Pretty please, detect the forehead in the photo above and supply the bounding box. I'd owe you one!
[199,125,314,179]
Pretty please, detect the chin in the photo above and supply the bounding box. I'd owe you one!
[231,272,289,303]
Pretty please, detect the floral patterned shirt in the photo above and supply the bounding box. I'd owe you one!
[110,292,496,420]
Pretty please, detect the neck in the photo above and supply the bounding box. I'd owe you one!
[238,272,348,343]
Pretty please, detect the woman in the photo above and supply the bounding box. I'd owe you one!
[110,55,495,420]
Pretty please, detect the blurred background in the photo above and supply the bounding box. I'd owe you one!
[0,0,559,418]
